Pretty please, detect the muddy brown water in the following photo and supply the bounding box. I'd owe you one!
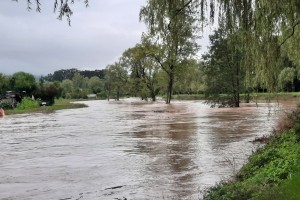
[0,99,297,199]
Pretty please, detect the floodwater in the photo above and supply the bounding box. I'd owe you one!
[0,99,296,200]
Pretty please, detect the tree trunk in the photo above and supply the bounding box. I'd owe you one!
[116,87,120,101]
[166,72,174,104]
[151,92,156,102]
[234,93,240,107]
[107,90,110,101]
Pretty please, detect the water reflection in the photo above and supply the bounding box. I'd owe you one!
[126,103,199,199]
[0,99,296,200]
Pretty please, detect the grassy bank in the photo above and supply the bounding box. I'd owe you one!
[203,107,300,200]
[5,99,87,115]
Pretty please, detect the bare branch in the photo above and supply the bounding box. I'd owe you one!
[279,20,300,48]
[175,0,193,15]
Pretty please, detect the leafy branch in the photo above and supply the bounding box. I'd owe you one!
[13,0,89,25]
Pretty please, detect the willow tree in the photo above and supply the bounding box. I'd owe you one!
[209,0,300,91]
[140,0,201,104]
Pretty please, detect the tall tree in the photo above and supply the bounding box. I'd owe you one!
[0,73,9,95]
[173,59,205,94]
[140,0,201,104]
[122,40,161,101]
[203,27,244,107]
[88,76,103,94]
[105,62,128,101]
[11,72,37,95]
[208,0,300,91]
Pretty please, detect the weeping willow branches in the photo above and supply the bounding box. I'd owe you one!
[206,0,300,91]
[14,0,89,25]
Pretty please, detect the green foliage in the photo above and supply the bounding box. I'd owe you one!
[0,73,9,94]
[57,73,103,99]
[11,72,37,94]
[174,59,206,94]
[105,62,128,101]
[5,98,87,115]
[278,67,296,91]
[0,100,11,109]
[16,97,41,110]
[203,27,245,107]
[34,82,61,105]
[140,0,201,104]
[88,76,103,94]
[43,68,105,82]
[121,40,161,101]
[60,79,73,98]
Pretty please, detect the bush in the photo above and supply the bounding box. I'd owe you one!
[0,99,12,109]
[16,97,41,110]
[34,83,61,106]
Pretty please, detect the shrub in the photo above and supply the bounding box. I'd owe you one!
[34,83,61,106]
[0,99,12,109]
[16,97,41,110]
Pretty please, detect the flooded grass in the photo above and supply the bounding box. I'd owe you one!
[5,99,87,115]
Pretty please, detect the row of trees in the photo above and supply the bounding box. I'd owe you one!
[11,0,300,107]
[0,70,106,108]
[104,0,300,106]
[104,37,205,102]
[0,64,206,107]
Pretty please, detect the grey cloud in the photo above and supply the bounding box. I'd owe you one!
[0,0,147,75]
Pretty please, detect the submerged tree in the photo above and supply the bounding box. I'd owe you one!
[104,62,128,101]
[203,26,245,107]
[121,37,162,101]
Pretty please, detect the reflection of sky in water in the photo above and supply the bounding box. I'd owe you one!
[0,99,295,200]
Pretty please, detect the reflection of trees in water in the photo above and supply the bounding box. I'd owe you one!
[128,103,200,199]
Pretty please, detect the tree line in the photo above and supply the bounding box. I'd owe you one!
[10,0,300,107]
[0,70,105,108]
[104,0,300,106]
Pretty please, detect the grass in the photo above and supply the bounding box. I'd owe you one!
[257,166,300,200]
[5,99,87,115]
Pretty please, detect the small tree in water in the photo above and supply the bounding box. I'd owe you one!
[203,27,245,107]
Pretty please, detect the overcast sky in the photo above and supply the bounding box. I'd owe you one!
[0,0,210,76]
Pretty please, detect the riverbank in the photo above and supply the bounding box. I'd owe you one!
[203,106,300,200]
[5,99,87,115]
